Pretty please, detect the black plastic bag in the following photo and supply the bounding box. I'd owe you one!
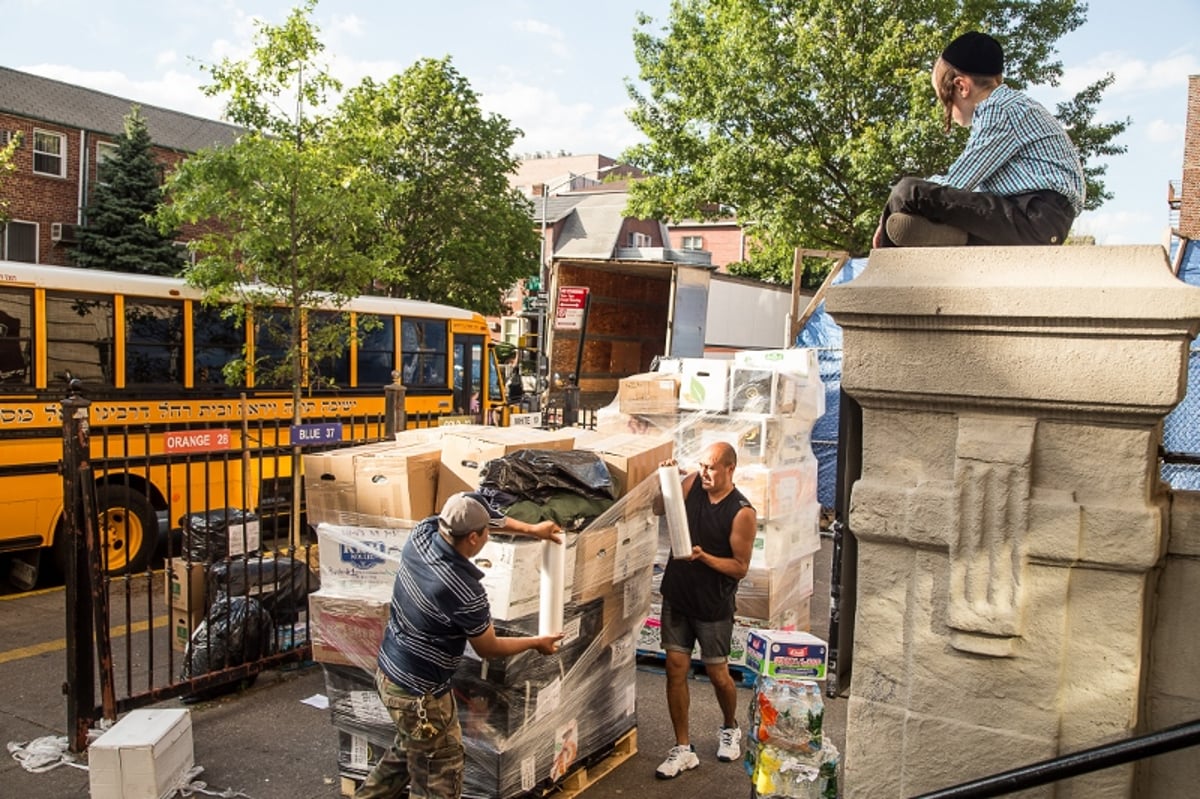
[179,507,260,561]
[478,449,616,503]
[182,595,274,679]
[207,556,316,624]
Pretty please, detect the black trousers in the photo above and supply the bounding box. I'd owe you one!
[880,177,1076,246]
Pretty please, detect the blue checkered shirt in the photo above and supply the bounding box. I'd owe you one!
[931,85,1085,214]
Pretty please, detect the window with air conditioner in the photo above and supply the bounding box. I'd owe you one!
[33,130,66,178]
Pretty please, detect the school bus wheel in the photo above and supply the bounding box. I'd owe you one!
[95,486,155,575]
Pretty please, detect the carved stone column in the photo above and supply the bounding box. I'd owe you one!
[825,246,1200,797]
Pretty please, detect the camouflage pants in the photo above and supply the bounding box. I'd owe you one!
[354,670,464,799]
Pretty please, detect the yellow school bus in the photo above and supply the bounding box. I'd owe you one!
[0,260,511,574]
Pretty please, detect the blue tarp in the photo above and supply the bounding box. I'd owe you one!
[1164,238,1200,490]
[797,259,868,508]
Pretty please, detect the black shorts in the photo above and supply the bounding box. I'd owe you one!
[660,601,734,665]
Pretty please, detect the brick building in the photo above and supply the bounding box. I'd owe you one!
[0,66,241,266]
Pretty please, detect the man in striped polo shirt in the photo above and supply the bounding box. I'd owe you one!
[873,31,1086,248]
[355,492,564,799]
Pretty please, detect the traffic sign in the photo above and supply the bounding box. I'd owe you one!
[554,286,589,331]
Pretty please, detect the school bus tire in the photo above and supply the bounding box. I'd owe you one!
[95,486,155,575]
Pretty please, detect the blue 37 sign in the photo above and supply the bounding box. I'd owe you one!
[290,422,343,446]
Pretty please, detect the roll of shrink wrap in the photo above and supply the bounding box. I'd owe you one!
[658,465,693,557]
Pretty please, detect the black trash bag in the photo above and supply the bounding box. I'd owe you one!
[182,595,274,679]
[207,557,316,625]
[179,507,260,561]
[478,448,616,503]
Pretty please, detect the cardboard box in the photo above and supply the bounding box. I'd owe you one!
[170,608,203,653]
[735,463,818,521]
[573,526,618,603]
[732,348,818,379]
[354,446,440,522]
[472,535,577,621]
[613,514,659,582]
[752,504,821,567]
[575,433,674,497]
[316,523,412,594]
[89,708,194,799]
[679,358,730,412]
[617,373,680,415]
[309,590,391,669]
[437,427,575,506]
[165,560,206,612]
[745,629,828,680]
[729,367,803,416]
[737,553,814,620]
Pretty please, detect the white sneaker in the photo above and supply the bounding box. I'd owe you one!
[655,744,699,779]
[716,726,742,762]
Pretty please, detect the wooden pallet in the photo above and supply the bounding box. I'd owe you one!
[338,727,638,798]
[542,726,637,798]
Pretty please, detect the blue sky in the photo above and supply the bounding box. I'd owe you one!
[5,0,1198,245]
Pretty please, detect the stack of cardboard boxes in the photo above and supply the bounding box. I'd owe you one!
[606,350,826,669]
[303,425,669,797]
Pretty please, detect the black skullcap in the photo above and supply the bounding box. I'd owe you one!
[941,31,1004,76]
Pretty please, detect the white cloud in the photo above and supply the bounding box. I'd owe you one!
[155,51,178,68]
[1072,207,1167,246]
[478,76,640,156]
[1146,118,1184,144]
[329,13,365,37]
[512,18,570,59]
[1058,52,1200,97]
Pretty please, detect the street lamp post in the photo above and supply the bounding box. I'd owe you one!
[535,165,618,409]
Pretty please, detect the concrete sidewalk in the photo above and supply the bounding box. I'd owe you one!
[0,540,844,799]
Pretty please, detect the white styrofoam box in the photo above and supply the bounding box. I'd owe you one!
[653,357,684,374]
[89,709,194,799]
[729,367,805,416]
[678,358,731,412]
[316,523,412,595]
[732,348,818,380]
[473,535,577,621]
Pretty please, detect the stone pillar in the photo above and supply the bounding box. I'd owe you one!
[825,246,1200,797]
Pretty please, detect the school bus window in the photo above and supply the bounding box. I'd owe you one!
[194,304,242,387]
[357,315,395,386]
[488,352,503,402]
[309,310,350,387]
[253,308,291,389]
[0,287,33,387]
[401,318,447,388]
[125,298,184,386]
[46,291,114,386]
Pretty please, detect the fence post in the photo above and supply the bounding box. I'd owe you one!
[60,379,95,753]
[563,380,580,428]
[385,374,407,438]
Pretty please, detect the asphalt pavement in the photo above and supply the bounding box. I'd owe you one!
[0,539,844,799]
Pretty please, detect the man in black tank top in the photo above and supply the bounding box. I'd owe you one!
[651,441,757,779]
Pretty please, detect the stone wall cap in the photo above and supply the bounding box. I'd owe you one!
[827,245,1200,324]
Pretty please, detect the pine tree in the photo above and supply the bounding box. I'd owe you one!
[74,106,185,275]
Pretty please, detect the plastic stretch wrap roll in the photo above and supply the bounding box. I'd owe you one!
[538,540,565,636]
[658,465,692,557]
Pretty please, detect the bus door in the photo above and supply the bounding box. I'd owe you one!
[453,334,484,422]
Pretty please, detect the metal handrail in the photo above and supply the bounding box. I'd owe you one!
[911,719,1200,798]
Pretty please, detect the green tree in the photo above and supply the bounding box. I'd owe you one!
[332,57,539,315]
[74,107,186,275]
[154,0,378,399]
[0,132,20,225]
[624,0,1128,271]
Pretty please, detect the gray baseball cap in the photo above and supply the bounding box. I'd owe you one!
[438,492,505,537]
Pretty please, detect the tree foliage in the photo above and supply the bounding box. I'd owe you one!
[156,2,536,398]
[623,0,1128,269]
[74,107,186,276]
[0,131,20,225]
[331,58,539,315]
[154,0,372,400]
